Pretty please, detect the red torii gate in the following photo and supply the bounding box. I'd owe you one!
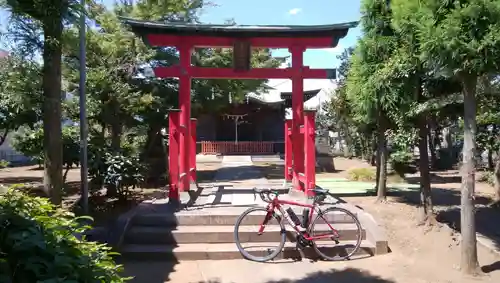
[124,19,357,201]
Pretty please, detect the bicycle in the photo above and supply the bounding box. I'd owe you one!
[234,187,363,262]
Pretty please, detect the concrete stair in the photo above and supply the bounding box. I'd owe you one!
[119,206,386,261]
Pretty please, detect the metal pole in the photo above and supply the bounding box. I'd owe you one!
[235,117,238,143]
[79,0,89,214]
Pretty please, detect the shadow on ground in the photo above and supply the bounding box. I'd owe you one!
[194,268,394,283]
[436,206,500,255]
[389,187,500,258]
[0,176,42,183]
[253,163,341,180]
[405,173,462,184]
[390,187,492,207]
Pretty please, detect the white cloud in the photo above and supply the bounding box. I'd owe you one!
[288,8,301,15]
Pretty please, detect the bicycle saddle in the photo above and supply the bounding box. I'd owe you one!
[312,187,329,195]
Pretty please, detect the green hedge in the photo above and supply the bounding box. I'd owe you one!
[0,187,129,282]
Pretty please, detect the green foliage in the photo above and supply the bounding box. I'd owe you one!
[11,128,44,164]
[0,53,42,141]
[0,187,129,282]
[477,171,494,186]
[387,128,417,175]
[347,168,376,182]
[417,0,500,76]
[104,153,145,199]
[0,160,10,169]
[12,126,80,168]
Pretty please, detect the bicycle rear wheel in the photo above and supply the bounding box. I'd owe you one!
[310,206,363,261]
[234,207,286,262]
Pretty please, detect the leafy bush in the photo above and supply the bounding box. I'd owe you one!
[347,168,376,182]
[389,150,414,177]
[477,171,494,186]
[12,128,44,164]
[0,187,129,282]
[0,160,9,169]
[104,153,145,199]
[12,126,80,177]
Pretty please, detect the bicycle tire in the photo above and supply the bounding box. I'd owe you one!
[234,207,286,262]
[310,206,363,261]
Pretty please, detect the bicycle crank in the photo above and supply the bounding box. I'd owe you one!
[296,234,312,247]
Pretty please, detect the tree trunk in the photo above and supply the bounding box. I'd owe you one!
[42,18,64,205]
[460,74,481,275]
[375,141,381,190]
[442,127,453,169]
[63,165,71,184]
[110,122,122,152]
[342,125,352,157]
[0,129,9,146]
[428,122,438,169]
[493,155,500,205]
[488,150,494,170]
[376,116,388,202]
[110,99,122,152]
[417,116,435,225]
[370,133,377,166]
[142,125,167,186]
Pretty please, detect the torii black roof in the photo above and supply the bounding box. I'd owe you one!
[121,17,358,39]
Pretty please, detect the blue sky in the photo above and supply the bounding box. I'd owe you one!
[1,0,361,67]
[198,0,361,68]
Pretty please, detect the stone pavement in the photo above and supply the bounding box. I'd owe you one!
[213,155,267,183]
[122,256,401,283]
[182,155,274,208]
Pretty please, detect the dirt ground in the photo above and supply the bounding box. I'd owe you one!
[333,157,500,282]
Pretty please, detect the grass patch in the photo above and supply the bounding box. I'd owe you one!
[346,167,406,183]
[347,168,375,182]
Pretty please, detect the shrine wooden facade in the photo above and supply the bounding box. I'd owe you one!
[195,90,322,155]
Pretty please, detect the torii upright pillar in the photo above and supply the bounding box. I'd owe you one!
[290,46,305,192]
[178,44,192,193]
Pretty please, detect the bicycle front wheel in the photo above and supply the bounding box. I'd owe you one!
[234,207,286,262]
[310,206,363,261]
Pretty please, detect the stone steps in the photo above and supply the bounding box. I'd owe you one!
[132,208,356,226]
[118,203,382,261]
[125,223,365,244]
[120,241,375,261]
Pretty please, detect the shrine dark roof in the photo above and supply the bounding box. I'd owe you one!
[121,18,358,39]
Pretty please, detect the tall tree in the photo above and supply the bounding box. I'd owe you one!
[347,0,399,202]
[1,0,84,204]
[416,0,500,275]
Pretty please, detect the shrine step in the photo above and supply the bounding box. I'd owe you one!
[119,240,376,261]
[131,210,356,227]
[125,224,366,245]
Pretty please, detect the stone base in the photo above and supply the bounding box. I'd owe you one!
[316,156,336,172]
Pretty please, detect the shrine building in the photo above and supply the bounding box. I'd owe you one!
[196,77,336,155]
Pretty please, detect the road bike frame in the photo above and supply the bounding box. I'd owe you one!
[258,194,340,242]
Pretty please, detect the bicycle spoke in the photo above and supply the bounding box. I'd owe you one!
[310,207,363,261]
[234,207,286,262]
